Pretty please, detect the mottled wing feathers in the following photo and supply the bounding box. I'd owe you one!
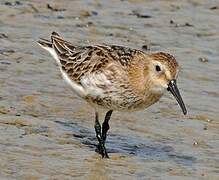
[107,45,138,66]
[38,32,145,89]
[91,44,140,66]
[59,47,111,84]
[48,32,141,84]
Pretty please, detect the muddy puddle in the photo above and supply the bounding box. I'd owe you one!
[0,0,219,179]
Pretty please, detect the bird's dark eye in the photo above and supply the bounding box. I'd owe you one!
[155,65,161,72]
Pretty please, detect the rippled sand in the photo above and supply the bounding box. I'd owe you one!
[0,0,219,179]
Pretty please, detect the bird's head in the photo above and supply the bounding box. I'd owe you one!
[146,52,187,115]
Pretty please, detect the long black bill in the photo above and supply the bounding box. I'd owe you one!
[167,79,187,115]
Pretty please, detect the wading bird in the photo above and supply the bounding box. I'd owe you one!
[38,32,187,158]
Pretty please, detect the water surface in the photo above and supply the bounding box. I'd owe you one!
[0,0,218,179]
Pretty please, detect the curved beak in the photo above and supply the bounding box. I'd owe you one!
[167,79,187,115]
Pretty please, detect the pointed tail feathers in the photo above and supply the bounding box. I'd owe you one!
[37,31,61,49]
[37,31,60,48]
[37,32,76,65]
[37,36,60,64]
[37,38,52,48]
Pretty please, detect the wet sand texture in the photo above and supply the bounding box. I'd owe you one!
[0,0,219,179]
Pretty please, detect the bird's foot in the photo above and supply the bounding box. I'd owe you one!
[95,142,109,158]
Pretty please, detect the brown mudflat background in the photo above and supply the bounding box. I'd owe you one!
[0,0,219,179]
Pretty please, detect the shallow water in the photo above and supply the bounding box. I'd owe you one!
[0,0,219,179]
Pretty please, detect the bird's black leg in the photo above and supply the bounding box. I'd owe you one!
[102,110,113,144]
[94,112,108,158]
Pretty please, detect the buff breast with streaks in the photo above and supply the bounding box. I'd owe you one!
[37,32,187,158]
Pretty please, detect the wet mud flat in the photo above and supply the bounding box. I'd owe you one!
[0,0,219,179]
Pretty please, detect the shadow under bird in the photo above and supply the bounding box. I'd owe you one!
[38,32,187,158]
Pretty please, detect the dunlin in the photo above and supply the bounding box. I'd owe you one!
[38,32,187,158]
